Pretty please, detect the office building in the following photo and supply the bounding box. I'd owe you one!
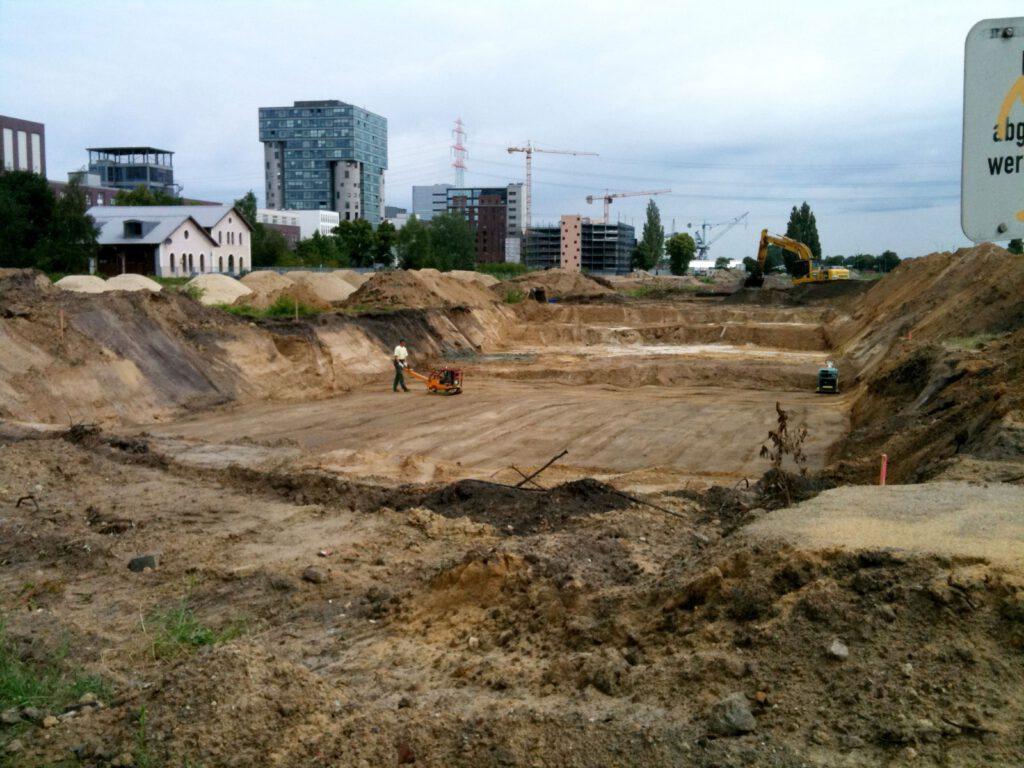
[525,218,636,274]
[258,100,387,226]
[87,147,176,195]
[445,184,523,263]
[0,115,45,175]
[256,208,339,243]
[88,205,252,277]
[411,184,451,221]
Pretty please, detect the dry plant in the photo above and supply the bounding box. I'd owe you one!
[759,401,809,506]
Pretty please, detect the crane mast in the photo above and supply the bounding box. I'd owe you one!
[507,141,597,233]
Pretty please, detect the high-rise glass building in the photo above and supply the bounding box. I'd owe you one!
[258,100,387,226]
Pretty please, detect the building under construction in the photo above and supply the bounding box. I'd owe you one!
[525,218,635,274]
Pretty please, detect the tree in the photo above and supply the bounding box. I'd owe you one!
[783,202,821,274]
[112,186,183,206]
[876,250,900,272]
[395,215,433,269]
[251,225,290,268]
[635,198,664,271]
[0,171,97,272]
[823,255,846,266]
[374,220,397,267]
[1008,238,1023,255]
[335,219,376,267]
[234,191,258,227]
[295,231,343,267]
[742,256,760,274]
[665,232,696,276]
[429,211,475,271]
[714,256,731,269]
[35,181,98,274]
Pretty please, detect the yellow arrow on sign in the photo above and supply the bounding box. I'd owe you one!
[996,75,1024,221]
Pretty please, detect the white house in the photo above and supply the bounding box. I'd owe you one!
[256,208,339,239]
[88,205,253,277]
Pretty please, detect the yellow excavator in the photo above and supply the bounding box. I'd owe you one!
[744,229,850,287]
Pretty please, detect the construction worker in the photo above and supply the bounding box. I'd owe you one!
[392,340,409,393]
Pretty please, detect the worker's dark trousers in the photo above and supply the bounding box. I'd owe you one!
[393,361,408,392]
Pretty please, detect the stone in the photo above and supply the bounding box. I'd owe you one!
[78,692,98,706]
[128,554,158,572]
[302,566,328,584]
[828,638,850,660]
[21,706,44,723]
[467,636,480,650]
[900,662,914,677]
[5,739,23,754]
[1,707,21,725]
[111,753,135,767]
[707,692,757,736]
[42,714,59,728]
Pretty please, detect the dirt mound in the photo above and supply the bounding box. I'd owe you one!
[103,273,162,292]
[287,270,357,304]
[830,243,1024,482]
[238,271,331,311]
[418,478,632,534]
[495,268,614,301]
[333,269,370,287]
[449,269,501,287]
[54,275,107,293]
[343,269,498,309]
[186,273,252,306]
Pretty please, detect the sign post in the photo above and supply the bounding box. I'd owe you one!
[962,17,1024,243]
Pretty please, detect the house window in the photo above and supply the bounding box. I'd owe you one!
[239,232,243,246]
[228,254,234,273]
[188,254,194,272]
[218,231,222,244]
[200,253,205,272]
[238,258,244,273]
[184,230,189,240]
[219,256,223,272]
[170,253,175,273]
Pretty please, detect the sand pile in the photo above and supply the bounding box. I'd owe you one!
[238,270,327,310]
[334,269,371,288]
[494,268,613,301]
[104,274,162,292]
[186,273,252,306]
[344,269,498,309]
[55,275,107,293]
[449,269,501,288]
[287,270,357,304]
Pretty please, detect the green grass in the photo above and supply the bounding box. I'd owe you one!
[222,295,320,319]
[943,332,1002,350]
[151,276,191,288]
[144,602,247,660]
[475,262,530,278]
[0,619,112,757]
[502,288,525,304]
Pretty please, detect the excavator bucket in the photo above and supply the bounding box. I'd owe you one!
[743,274,765,288]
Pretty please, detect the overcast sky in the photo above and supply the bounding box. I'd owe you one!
[1,0,1020,259]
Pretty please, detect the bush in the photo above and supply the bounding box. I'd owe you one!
[502,288,525,304]
[477,262,529,279]
[224,296,319,319]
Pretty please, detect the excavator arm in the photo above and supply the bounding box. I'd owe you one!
[745,229,815,287]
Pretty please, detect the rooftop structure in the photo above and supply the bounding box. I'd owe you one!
[87,146,176,195]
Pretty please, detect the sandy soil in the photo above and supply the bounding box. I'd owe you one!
[746,482,1024,566]
[3,253,1024,767]
[153,380,848,488]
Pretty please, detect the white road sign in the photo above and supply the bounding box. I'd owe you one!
[962,17,1024,243]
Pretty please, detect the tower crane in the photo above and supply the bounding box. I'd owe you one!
[507,141,597,233]
[586,189,671,224]
[688,212,749,260]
